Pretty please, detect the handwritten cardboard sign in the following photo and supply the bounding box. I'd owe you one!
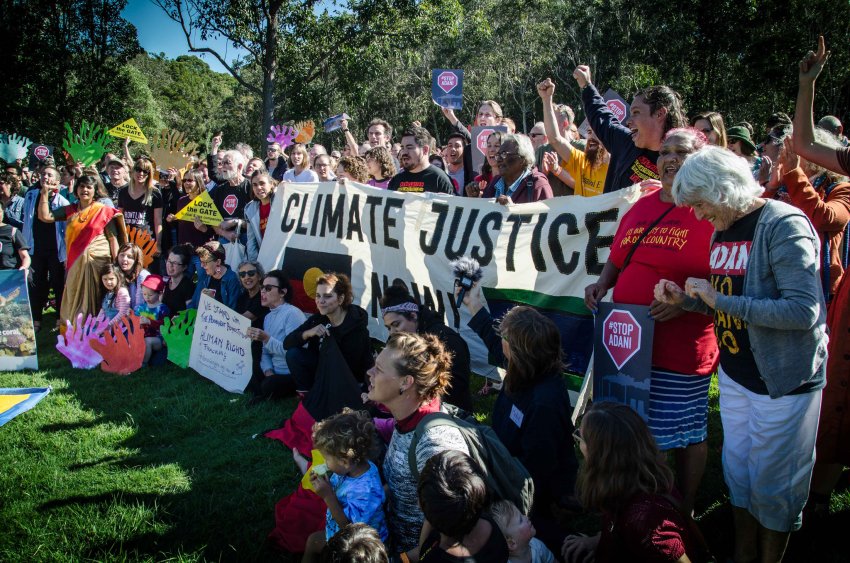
[189,294,251,393]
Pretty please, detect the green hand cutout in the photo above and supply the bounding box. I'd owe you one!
[162,308,197,368]
[63,121,111,166]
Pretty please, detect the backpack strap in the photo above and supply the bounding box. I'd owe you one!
[407,412,461,481]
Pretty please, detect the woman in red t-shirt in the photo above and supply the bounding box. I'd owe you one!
[583,128,718,516]
[245,171,276,261]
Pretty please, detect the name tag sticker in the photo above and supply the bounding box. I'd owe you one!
[510,404,524,427]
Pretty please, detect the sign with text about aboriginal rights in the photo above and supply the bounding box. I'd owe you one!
[258,182,640,377]
[174,190,224,226]
[432,69,464,110]
[189,294,251,393]
[592,302,654,421]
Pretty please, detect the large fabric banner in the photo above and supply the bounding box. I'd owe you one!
[258,182,640,377]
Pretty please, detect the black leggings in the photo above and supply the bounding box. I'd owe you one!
[30,251,64,322]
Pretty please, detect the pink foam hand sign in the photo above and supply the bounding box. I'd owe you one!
[56,313,110,369]
[89,314,145,375]
[267,125,297,149]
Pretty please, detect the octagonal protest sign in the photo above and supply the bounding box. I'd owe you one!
[471,125,507,174]
[593,302,654,421]
[431,69,463,110]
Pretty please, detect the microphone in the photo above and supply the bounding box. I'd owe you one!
[451,257,483,309]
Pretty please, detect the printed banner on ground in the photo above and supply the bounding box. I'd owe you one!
[258,182,640,378]
[0,387,50,427]
[0,270,38,370]
[174,190,224,226]
[189,294,251,393]
[592,302,654,420]
[432,69,463,110]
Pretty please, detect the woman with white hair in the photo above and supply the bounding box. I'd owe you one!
[655,145,827,563]
[481,133,552,203]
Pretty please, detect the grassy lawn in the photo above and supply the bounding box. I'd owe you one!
[1,314,847,561]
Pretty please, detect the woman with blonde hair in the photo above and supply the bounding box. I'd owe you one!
[116,156,163,271]
[691,111,728,148]
[283,144,319,183]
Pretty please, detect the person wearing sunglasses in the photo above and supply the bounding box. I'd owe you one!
[245,270,306,401]
[117,156,164,273]
[481,133,553,204]
[236,260,268,393]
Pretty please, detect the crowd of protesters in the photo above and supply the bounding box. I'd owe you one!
[2,36,849,562]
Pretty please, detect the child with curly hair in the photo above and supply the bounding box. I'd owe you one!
[297,408,388,562]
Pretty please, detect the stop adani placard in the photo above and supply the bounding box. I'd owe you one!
[592,302,654,420]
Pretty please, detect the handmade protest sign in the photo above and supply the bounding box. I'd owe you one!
[471,125,508,174]
[267,125,298,149]
[293,121,315,144]
[173,190,224,226]
[108,118,148,144]
[323,114,350,133]
[146,129,198,171]
[189,295,251,393]
[90,314,146,375]
[578,88,631,138]
[592,302,654,421]
[162,308,196,369]
[0,133,32,163]
[258,181,640,381]
[57,312,109,369]
[0,270,37,371]
[432,69,463,110]
[63,121,111,166]
[127,226,158,268]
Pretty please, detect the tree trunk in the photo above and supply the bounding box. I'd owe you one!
[261,3,280,148]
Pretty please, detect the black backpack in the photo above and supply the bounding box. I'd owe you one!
[407,405,535,515]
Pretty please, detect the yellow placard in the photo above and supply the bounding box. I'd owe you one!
[301,449,327,491]
[174,190,224,226]
[108,118,148,144]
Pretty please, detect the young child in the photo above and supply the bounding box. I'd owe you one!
[490,500,555,563]
[134,274,170,366]
[417,450,509,561]
[320,523,389,563]
[295,408,387,562]
[99,263,131,327]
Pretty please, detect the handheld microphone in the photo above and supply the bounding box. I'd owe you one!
[451,257,483,309]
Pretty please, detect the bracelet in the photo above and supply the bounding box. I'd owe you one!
[341,128,349,133]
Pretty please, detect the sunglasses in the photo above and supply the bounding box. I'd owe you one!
[239,269,258,278]
[134,168,150,175]
[261,284,279,292]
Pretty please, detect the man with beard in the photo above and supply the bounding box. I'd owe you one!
[534,104,578,196]
[444,132,473,195]
[210,149,250,243]
[388,126,454,194]
[573,66,686,193]
[538,79,609,197]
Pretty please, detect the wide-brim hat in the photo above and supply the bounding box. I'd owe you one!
[726,126,757,152]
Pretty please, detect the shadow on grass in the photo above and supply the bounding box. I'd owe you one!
[1,315,303,561]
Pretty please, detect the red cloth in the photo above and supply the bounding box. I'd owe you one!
[608,190,718,376]
[268,483,326,553]
[265,401,316,453]
[259,202,271,236]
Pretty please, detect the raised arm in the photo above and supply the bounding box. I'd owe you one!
[537,78,575,165]
[793,36,842,174]
[574,65,633,153]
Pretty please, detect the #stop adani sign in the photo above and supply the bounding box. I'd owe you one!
[470,125,507,175]
[593,302,654,421]
[431,69,463,110]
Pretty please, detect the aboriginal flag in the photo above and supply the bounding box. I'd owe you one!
[482,287,593,392]
[277,247,352,314]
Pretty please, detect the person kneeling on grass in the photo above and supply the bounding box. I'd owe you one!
[294,407,388,562]
[134,274,170,366]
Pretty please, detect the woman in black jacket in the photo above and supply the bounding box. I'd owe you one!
[283,272,373,392]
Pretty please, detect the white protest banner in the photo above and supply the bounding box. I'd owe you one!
[258,182,640,378]
[189,294,251,393]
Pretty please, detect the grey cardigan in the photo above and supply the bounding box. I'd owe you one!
[683,200,827,398]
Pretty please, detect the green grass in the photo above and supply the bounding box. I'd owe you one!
[1,315,848,561]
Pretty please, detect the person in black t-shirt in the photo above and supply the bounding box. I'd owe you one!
[389,126,454,194]
[209,150,250,243]
[235,260,269,394]
[162,244,195,315]
[117,157,163,273]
